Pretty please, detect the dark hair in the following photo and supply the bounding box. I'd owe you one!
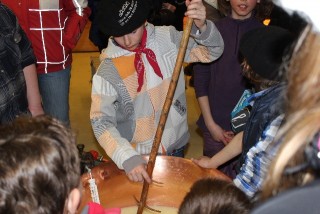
[0,115,80,214]
[241,60,279,91]
[178,178,252,214]
[218,0,273,21]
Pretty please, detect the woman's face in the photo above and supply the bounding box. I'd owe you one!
[113,24,145,51]
[230,0,260,20]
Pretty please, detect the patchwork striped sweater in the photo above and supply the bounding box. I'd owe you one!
[90,21,224,172]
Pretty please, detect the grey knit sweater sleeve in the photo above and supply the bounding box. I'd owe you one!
[169,19,224,63]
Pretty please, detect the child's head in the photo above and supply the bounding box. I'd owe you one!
[97,0,151,38]
[218,0,273,21]
[0,115,81,214]
[239,26,294,90]
[260,22,320,203]
[258,1,320,201]
[284,29,320,114]
[113,24,145,51]
[178,178,252,214]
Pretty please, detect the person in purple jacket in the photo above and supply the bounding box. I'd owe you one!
[193,0,273,178]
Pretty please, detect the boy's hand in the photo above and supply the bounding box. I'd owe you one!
[127,164,152,183]
[185,0,207,32]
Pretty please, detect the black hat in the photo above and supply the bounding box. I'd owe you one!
[97,0,151,37]
[239,26,294,81]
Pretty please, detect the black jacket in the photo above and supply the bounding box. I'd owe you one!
[238,83,286,169]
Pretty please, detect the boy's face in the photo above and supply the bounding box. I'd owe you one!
[113,23,145,51]
[230,0,260,20]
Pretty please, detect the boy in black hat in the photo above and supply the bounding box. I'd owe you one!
[193,26,295,197]
[90,0,224,183]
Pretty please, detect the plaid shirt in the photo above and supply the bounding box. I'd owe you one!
[234,114,284,197]
[0,4,36,124]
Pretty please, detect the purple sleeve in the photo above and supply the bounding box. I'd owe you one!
[193,62,212,98]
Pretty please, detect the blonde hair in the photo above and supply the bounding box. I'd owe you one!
[261,26,320,200]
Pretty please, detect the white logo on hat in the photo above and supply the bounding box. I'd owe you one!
[118,0,137,26]
[119,1,130,17]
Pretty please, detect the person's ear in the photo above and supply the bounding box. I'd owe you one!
[67,188,81,214]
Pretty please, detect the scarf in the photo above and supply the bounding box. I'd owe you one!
[133,29,163,92]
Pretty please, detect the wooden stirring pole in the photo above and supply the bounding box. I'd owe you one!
[136,17,194,214]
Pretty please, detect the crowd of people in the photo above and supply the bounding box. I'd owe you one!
[0,0,319,213]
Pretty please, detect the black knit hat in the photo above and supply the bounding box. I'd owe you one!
[239,26,294,81]
[97,0,151,37]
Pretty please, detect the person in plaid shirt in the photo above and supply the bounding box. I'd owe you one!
[0,3,43,124]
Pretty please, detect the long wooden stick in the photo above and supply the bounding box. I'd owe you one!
[136,17,194,214]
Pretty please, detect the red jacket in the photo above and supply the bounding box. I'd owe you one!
[2,0,91,74]
[82,202,121,214]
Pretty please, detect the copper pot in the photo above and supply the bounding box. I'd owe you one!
[77,156,230,212]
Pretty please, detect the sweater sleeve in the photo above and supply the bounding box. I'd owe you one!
[193,62,211,98]
[63,0,91,49]
[12,11,37,68]
[90,63,144,172]
[169,20,224,64]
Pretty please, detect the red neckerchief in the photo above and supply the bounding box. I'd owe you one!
[133,29,163,92]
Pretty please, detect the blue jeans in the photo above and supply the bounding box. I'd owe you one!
[168,146,186,158]
[38,67,71,125]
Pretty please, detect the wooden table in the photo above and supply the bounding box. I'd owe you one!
[77,156,231,212]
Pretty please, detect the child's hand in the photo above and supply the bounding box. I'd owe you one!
[208,123,229,145]
[185,0,207,32]
[127,164,151,183]
[162,2,176,12]
[223,131,235,144]
[29,105,44,117]
[192,156,217,169]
